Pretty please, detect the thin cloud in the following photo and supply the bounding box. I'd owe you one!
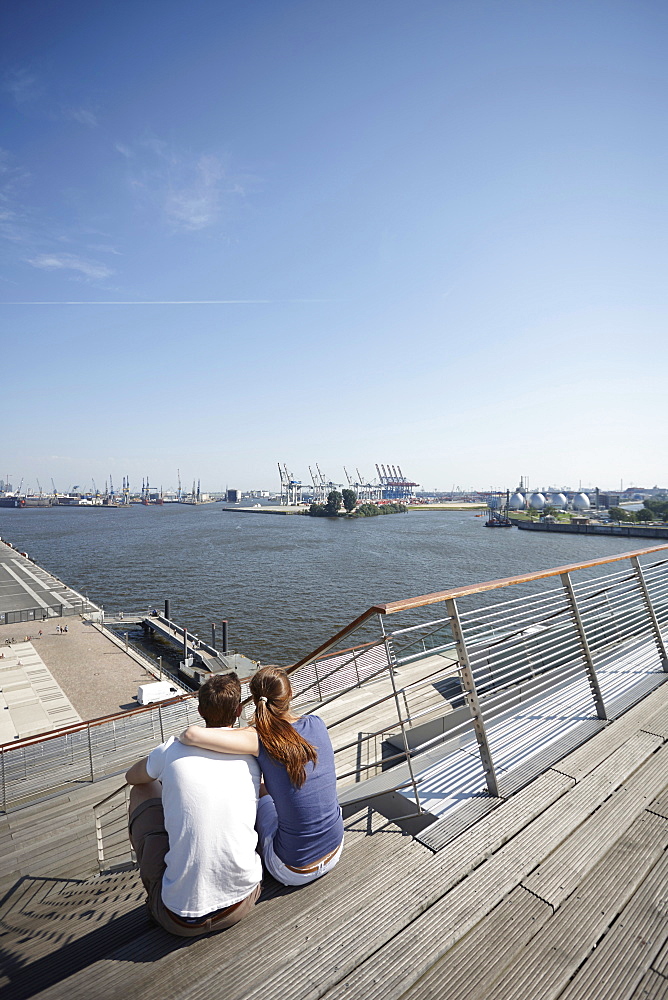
[166,155,224,231]
[63,107,98,128]
[0,148,32,243]
[120,136,253,233]
[4,68,42,105]
[25,253,113,281]
[86,243,123,255]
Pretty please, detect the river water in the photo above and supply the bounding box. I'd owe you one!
[0,504,652,665]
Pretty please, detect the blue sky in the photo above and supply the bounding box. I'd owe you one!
[1,0,666,494]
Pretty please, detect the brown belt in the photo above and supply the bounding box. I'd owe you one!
[166,896,244,928]
[284,843,341,874]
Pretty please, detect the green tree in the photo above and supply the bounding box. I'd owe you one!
[342,489,357,513]
[644,498,668,521]
[636,508,654,522]
[608,506,634,522]
[325,491,343,515]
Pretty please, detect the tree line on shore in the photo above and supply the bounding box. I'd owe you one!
[308,490,407,518]
[608,498,668,523]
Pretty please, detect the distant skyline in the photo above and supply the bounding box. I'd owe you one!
[2,1,666,492]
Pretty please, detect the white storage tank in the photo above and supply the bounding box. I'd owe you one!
[572,492,591,510]
[508,492,526,510]
[529,492,546,510]
[549,492,567,509]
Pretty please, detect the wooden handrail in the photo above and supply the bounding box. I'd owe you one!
[4,543,667,748]
[286,544,668,670]
[287,607,383,673]
[377,544,668,615]
[0,691,197,752]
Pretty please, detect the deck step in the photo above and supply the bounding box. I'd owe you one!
[415,794,501,851]
[318,736,668,1000]
[404,808,668,1000]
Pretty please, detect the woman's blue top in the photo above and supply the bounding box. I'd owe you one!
[258,714,344,867]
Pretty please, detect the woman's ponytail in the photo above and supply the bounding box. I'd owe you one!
[251,666,317,788]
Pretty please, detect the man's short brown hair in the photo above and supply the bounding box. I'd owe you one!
[198,672,241,727]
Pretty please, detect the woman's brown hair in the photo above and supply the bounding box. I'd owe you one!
[250,666,317,788]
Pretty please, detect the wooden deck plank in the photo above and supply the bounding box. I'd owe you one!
[29,726,656,1000]
[0,871,144,983]
[27,830,432,1000]
[653,939,668,977]
[647,788,668,821]
[486,811,668,1000]
[552,681,668,781]
[557,849,668,1000]
[628,970,668,1000]
[402,810,668,1000]
[0,628,665,1000]
[398,886,551,1000]
[6,818,426,1000]
[315,731,665,1000]
[522,739,667,907]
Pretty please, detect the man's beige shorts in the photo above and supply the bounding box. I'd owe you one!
[128,797,261,937]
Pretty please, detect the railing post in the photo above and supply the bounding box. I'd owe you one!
[126,785,136,863]
[1,747,6,813]
[352,648,361,687]
[631,556,668,671]
[95,806,105,869]
[379,615,423,812]
[446,598,500,798]
[87,724,95,782]
[313,662,323,702]
[561,572,608,719]
[158,704,165,742]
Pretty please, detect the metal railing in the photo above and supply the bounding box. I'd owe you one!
[1,599,98,625]
[0,696,202,812]
[94,783,136,872]
[3,544,668,827]
[283,544,668,809]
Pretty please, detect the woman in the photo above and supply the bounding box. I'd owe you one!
[180,665,344,886]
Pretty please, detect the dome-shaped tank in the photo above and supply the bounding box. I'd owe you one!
[508,492,526,510]
[548,492,567,509]
[529,492,546,510]
[572,492,591,510]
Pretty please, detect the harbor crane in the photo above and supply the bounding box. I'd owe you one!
[278,463,303,505]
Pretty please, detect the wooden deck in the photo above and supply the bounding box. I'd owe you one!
[0,679,666,1000]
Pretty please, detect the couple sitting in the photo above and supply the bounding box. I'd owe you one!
[126,666,343,937]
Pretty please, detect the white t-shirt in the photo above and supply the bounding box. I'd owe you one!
[146,734,262,917]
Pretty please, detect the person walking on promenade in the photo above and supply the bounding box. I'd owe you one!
[126,673,262,936]
[180,665,343,887]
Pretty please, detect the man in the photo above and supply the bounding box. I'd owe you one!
[126,673,262,936]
